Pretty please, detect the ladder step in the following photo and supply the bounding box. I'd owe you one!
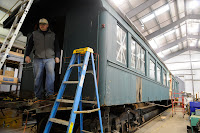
[86,70,93,74]
[57,99,74,103]
[70,63,83,67]
[82,130,93,133]
[57,99,97,104]
[20,0,29,5]
[63,81,79,84]
[74,108,100,114]
[13,23,18,29]
[49,118,69,126]
[16,10,24,17]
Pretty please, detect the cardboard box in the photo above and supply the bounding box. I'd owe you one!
[0,70,3,75]
[0,75,18,84]
[5,70,14,77]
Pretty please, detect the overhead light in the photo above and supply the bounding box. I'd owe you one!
[188,0,200,9]
[170,45,178,50]
[149,39,158,49]
[190,42,196,47]
[141,4,169,23]
[155,4,170,16]
[156,35,165,40]
[141,14,155,23]
[164,30,175,36]
[112,0,125,6]
[157,52,165,58]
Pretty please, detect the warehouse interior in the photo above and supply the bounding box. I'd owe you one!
[0,0,200,132]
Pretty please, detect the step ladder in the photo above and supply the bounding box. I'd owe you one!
[0,0,34,69]
[171,91,185,118]
[44,47,103,133]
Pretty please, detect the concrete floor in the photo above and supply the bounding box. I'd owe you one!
[136,108,190,133]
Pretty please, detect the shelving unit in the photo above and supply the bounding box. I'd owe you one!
[0,47,24,96]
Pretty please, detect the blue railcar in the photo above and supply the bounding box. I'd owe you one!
[3,0,179,132]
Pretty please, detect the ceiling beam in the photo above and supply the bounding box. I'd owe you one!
[162,47,200,61]
[145,14,200,40]
[0,6,12,14]
[155,35,200,53]
[126,0,160,18]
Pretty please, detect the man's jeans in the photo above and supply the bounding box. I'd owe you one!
[33,58,55,98]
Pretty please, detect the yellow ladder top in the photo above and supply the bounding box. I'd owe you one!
[73,47,94,54]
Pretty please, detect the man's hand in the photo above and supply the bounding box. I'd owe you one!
[55,57,60,63]
[25,56,31,64]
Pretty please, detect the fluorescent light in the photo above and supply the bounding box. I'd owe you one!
[158,52,164,58]
[141,14,155,23]
[156,35,164,40]
[170,45,178,50]
[112,0,125,6]
[149,39,158,49]
[188,0,200,9]
[190,42,196,47]
[155,4,170,16]
[164,30,175,36]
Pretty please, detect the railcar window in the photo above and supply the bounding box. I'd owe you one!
[150,60,155,79]
[136,44,141,70]
[141,48,145,73]
[157,67,161,82]
[163,72,167,86]
[131,38,136,68]
[116,25,127,65]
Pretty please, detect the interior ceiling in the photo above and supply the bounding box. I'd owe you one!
[107,0,200,59]
[0,0,200,93]
[107,0,200,93]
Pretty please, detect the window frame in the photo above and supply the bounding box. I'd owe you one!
[116,24,128,66]
[149,56,156,80]
[157,64,161,83]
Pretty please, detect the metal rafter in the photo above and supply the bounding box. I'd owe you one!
[155,35,200,53]
[162,47,200,61]
[145,14,200,40]
[0,6,12,14]
[126,0,160,18]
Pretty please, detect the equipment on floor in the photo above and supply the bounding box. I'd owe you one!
[43,47,103,133]
[0,0,34,69]
[171,91,185,118]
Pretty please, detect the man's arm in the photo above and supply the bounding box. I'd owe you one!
[25,33,34,63]
[54,35,60,63]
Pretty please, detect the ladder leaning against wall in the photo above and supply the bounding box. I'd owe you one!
[0,0,34,69]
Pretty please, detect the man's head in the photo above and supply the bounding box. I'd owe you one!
[39,18,49,31]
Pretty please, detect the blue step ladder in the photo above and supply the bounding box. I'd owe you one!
[43,47,103,133]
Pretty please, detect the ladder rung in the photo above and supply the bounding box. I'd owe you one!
[70,63,83,67]
[16,10,24,17]
[57,99,74,103]
[81,100,97,104]
[82,130,93,133]
[13,23,18,29]
[49,118,69,126]
[57,99,97,104]
[20,0,29,5]
[58,107,72,111]
[63,81,79,84]
[74,108,100,114]
[86,70,93,74]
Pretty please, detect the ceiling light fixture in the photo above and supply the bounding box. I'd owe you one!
[141,14,155,23]
[157,52,165,58]
[141,4,170,23]
[112,0,125,6]
[149,39,158,49]
[164,30,175,36]
[188,0,200,9]
[155,4,170,16]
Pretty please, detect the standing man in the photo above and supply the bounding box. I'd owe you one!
[25,18,60,100]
